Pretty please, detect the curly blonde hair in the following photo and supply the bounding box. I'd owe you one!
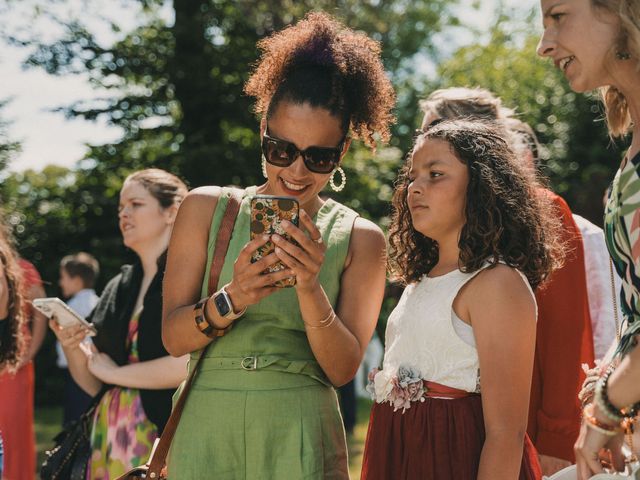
[591,0,640,137]
[244,12,396,149]
[0,223,26,373]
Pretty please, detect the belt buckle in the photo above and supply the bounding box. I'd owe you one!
[241,356,257,371]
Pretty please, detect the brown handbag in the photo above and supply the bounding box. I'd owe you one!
[116,187,244,479]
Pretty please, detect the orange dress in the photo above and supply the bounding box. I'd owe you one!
[527,191,595,462]
[0,259,41,480]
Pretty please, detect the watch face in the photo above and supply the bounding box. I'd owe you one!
[214,292,231,317]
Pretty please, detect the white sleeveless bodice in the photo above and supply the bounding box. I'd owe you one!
[368,265,534,412]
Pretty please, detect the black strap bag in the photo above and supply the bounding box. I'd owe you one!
[40,389,106,480]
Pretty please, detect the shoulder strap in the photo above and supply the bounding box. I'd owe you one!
[146,187,244,476]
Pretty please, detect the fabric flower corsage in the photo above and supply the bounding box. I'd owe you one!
[366,365,426,413]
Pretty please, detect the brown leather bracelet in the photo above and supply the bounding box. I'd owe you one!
[194,297,233,339]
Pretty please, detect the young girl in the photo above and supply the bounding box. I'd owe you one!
[361,119,562,480]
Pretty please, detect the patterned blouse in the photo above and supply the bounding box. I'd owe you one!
[604,151,640,355]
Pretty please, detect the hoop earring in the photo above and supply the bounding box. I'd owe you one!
[261,155,268,178]
[329,167,346,192]
[616,51,631,61]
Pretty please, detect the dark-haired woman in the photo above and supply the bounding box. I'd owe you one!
[50,169,189,479]
[162,12,395,479]
[361,120,563,480]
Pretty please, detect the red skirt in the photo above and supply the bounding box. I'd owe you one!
[361,382,541,480]
[0,362,35,480]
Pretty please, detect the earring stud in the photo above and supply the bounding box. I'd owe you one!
[616,51,631,61]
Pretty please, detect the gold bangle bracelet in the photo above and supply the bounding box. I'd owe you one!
[305,313,337,330]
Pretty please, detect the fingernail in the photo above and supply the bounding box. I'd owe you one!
[263,235,269,241]
[281,220,291,228]
[272,235,281,243]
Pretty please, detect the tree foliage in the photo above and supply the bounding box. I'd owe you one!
[5,0,461,279]
[434,17,627,223]
[0,100,21,173]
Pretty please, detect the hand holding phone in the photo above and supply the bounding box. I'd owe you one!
[250,195,299,287]
[33,298,97,336]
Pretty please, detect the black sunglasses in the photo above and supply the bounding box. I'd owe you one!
[261,129,346,174]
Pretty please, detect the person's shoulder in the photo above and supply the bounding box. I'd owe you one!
[103,266,130,292]
[572,214,603,237]
[351,217,385,247]
[472,264,532,300]
[18,258,43,287]
[176,186,224,223]
[465,264,536,323]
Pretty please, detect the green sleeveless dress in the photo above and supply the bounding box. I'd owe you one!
[167,186,357,480]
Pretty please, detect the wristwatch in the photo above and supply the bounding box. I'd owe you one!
[193,285,244,339]
[212,285,246,321]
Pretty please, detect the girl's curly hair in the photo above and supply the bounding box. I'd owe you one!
[244,11,396,149]
[388,119,563,289]
[0,224,26,373]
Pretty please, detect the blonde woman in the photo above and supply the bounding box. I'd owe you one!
[538,1,640,477]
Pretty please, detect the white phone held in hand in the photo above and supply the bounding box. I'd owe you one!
[32,297,97,336]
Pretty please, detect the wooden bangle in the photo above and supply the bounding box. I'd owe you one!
[194,297,233,339]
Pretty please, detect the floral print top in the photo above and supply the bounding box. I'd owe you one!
[605,151,640,355]
[87,309,158,479]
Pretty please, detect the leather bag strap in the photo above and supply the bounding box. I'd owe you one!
[146,187,244,477]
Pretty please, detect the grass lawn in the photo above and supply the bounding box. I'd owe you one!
[348,398,373,479]
[35,398,374,479]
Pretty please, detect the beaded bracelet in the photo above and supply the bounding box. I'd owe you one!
[582,404,622,437]
[594,363,640,422]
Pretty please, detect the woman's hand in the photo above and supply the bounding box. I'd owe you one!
[273,210,326,293]
[224,234,294,313]
[574,405,626,479]
[49,319,92,352]
[87,348,120,385]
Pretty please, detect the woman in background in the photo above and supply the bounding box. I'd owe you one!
[50,168,189,479]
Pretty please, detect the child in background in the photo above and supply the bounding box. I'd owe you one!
[57,252,100,426]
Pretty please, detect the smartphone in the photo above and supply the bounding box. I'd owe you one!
[32,297,98,336]
[250,195,300,287]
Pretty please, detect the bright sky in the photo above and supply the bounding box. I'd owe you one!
[1,0,536,174]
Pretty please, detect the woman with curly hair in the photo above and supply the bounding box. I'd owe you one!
[538,1,640,477]
[0,221,40,479]
[162,12,395,479]
[361,119,563,480]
